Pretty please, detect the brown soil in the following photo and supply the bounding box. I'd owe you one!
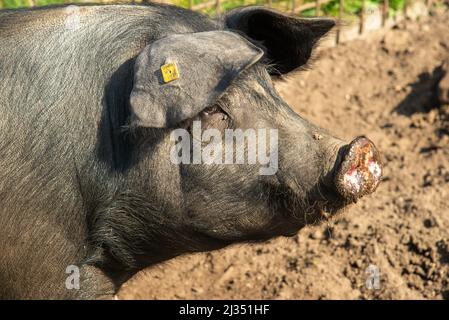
[119,8,449,300]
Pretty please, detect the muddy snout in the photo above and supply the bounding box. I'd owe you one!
[334,136,382,202]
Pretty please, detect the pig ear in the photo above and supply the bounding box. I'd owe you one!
[129,31,263,128]
[225,6,335,75]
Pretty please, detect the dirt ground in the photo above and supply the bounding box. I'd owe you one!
[119,7,449,300]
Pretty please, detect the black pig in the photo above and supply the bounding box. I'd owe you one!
[0,4,382,299]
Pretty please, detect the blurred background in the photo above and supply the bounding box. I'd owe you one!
[0,0,415,20]
[0,0,435,47]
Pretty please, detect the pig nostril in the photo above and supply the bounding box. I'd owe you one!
[334,136,382,202]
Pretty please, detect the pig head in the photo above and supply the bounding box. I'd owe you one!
[90,7,382,276]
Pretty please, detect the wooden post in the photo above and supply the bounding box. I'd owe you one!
[336,0,343,44]
[359,0,365,34]
[29,0,36,6]
[189,0,194,9]
[403,0,408,18]
[267,0,272,7]
[216,0,221,15]
[291,0,296,13]
[382,0,389,26]
[315,0,320,16]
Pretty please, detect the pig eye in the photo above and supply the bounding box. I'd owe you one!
[189,104,231,132]
[201,105,222,116]
[200,105,230,122]
[196,105,231,130]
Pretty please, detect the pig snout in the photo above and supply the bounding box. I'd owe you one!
[333,136,382,202]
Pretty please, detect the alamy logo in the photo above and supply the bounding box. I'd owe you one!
[170,121,278,175]
[65,265,80,290]
[365,264,380,290]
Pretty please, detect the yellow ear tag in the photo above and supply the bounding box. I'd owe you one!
[161,62,180,83]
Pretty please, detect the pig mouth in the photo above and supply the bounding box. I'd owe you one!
[273,176,348,229]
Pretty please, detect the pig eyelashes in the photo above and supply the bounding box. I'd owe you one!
[184,104,231,133]
[200,105,229,121]
[201,105,222,116]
